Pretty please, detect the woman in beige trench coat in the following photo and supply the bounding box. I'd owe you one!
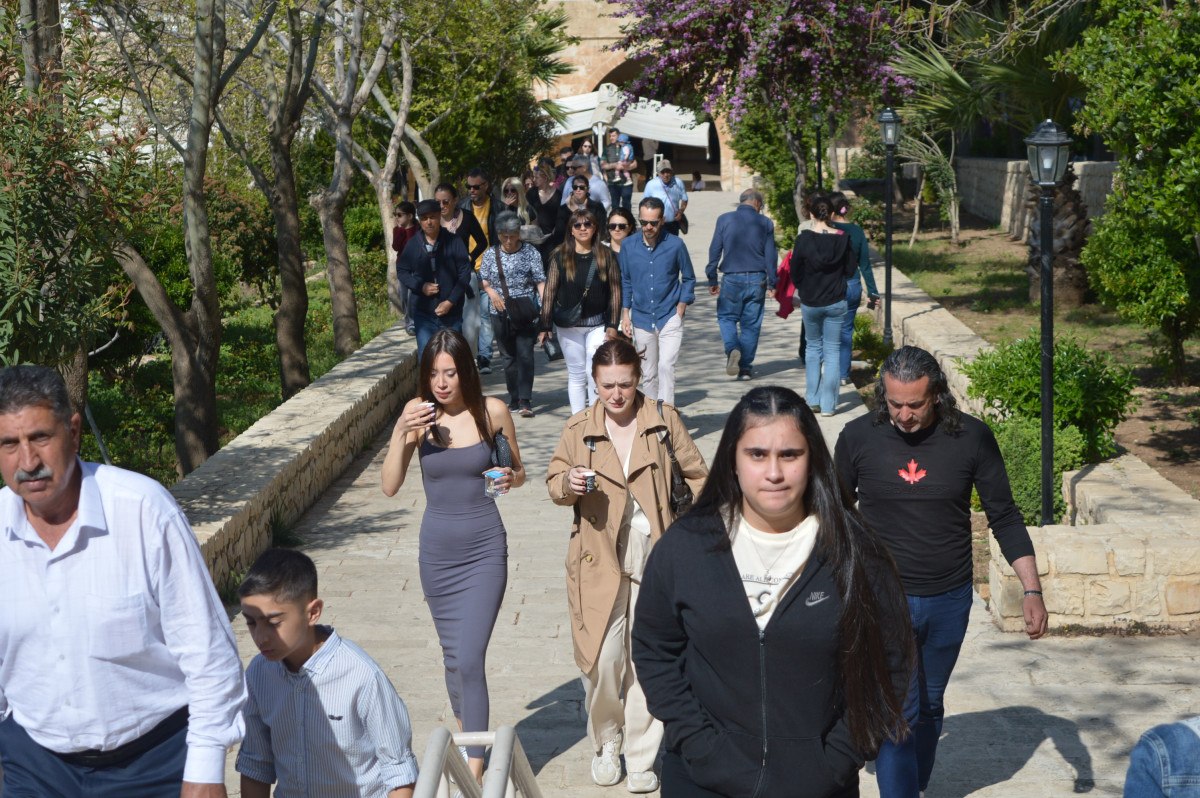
[546,338,708,793]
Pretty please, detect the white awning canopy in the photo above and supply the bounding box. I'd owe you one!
[549,83,711,152]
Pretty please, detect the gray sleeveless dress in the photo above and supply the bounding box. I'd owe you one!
[418,437,508,758]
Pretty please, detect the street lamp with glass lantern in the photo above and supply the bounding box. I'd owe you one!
[877,106,901,346]
[1024,118,1072,527]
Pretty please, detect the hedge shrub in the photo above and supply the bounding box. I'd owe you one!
[990,416,1087,525]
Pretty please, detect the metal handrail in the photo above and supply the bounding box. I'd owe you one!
[413,726,543,798]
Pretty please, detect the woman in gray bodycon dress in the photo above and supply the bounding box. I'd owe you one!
[381,329,526,781]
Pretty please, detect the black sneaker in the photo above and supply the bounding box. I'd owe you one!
[477,356,492,374]
[508,400,520,412]
[737,368,753,381]
[518,401,534,418]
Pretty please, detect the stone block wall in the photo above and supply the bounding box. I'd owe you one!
[170,324,418,592]
[955,158,1118,240]
[872,259,1200,631]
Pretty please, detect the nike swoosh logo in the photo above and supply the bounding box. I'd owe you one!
[805,595,831,607]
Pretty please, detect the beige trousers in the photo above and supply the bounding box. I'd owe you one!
[633,312,683,405]
[581,576,663,773]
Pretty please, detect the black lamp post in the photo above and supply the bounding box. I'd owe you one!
[1024,119,1072,526]
[813,107,825,190]
[878,106,901,346]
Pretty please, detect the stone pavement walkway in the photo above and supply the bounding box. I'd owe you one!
[223,192,1199,797]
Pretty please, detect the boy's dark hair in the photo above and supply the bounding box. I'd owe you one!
[238,548,318,604]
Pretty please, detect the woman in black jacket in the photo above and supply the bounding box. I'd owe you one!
[632,385,913,798]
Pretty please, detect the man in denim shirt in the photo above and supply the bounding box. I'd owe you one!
[618,197,696,405]
[1125,717,1200,797]
[706,189,778,381]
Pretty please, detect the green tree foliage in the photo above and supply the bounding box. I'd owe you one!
[1060,0,1200,383]
[0,12,151,367]
[989,415,1086,525]
[962,332,1137,462]
[726,104,808,240]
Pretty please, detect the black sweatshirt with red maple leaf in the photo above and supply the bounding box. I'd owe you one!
[834,412,1035,596]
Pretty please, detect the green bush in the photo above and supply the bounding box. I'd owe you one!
[962,332,1137,462]
[344,204,383,251]
[990,416,1086,526]
[851,313,891,368]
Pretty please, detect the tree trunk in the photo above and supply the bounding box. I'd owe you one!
[18,0,61,94]
[1025,168,1091,308]
[909,172,925,247]
[782,124,808,223]
[269,142,312,398]
[314,114,362,357]
[315,189,361,356]
[375,179,403,316]
[61,343,88,416]
[1163,317,1187,386]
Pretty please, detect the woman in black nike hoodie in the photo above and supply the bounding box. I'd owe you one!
[633,386,913,797]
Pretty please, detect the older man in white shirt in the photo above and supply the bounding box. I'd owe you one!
[0,365,245,798]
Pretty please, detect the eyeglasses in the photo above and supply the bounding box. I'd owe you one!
[572,184,588,192]
[608,222,629,231]
[503,188,518,195]
[572,221,594,230]
[638,218,662,227]
[436,199,452,206]
[466,183,485,191]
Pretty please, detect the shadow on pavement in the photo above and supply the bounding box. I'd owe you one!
[921,705,1096,797]
[514,679,587,775]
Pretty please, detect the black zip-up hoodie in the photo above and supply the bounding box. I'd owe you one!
[792,229,856,308]
[633,512,909,798]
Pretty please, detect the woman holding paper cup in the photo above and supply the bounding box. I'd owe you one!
[380,328,525,782]
[545,337,708,793]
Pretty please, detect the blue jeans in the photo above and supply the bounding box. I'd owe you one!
[609,182,634,211]
[840,278,863,380]
[414,311,463,358]
[875,581,974,797]
[801,300,846,413]
[0,714,187,797]
[1125,718,1200,797]
[478,291,494,359]
[717,273,767,370]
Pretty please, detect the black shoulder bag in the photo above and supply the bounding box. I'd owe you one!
[494,245,539,331]
[656,399,694,517]
[551,257,598,328]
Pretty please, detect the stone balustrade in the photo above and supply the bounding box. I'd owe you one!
[170,323,418,593]
[873,260,1200,631]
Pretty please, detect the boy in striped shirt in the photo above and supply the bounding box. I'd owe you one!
[236,549,418,797]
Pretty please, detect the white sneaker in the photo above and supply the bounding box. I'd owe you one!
[626,770,659,793]
[725,349,741,376]
[591,736,623,786]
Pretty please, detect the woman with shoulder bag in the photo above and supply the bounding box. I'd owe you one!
[546,338,708,793]
[539,208,622,415]
[380,329,527,784]
[479,211,545,418]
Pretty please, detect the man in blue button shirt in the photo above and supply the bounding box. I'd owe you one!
[618,197,696,405]
[706,189,778,381]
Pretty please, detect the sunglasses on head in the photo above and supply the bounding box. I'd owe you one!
[608,222,629,231]
[573,221,594,230]
[638,218,662,227]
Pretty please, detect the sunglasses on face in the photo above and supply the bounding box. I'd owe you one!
[638,218,662,227]
[466,183,485,191]
[503,188,518,195]
[572,184,588,191]
[573,221,594,230]
[436,199,452,206]
[608,222,629,231]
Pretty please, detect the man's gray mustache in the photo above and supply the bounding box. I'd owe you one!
[16,466,52,483]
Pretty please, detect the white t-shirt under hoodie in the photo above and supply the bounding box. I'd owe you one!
[730,514,819,628]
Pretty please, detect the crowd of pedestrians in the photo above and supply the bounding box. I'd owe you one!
[0,149,1169,798]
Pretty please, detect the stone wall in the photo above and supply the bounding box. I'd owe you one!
[955,158,1118,239]
[873,260,1200,631]
[171,324,418,592]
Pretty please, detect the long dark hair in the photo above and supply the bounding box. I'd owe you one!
[873,345,963,434]
[691,385,912,754]
[419,329,494,445]
[555,208,613,282]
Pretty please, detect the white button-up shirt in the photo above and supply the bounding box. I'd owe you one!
[0,460,246,783]
[236,628,419,796]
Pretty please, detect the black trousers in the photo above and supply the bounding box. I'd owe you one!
[491,314,537,404]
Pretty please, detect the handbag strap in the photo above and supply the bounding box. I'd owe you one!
[494,244,513,305]
[655,399,680,465]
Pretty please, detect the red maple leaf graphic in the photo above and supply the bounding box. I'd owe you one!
[898,459,927,484]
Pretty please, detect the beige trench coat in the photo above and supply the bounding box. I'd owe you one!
[545,394,708,674]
